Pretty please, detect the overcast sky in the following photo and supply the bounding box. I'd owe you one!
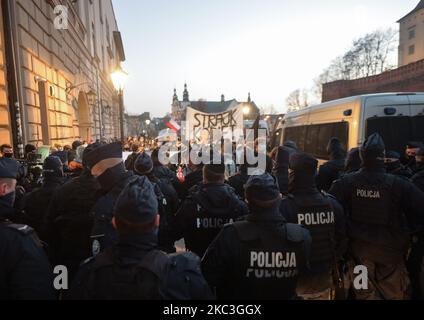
[112,0,419,117]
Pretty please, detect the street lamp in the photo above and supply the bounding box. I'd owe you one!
[111,65,128,142]
[243,106,250,115]
[145,119,151,125]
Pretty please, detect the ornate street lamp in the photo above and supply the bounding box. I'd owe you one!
[111,65,128,141]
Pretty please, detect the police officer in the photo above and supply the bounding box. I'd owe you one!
[228,163,249,200]
[124,143,140,171]
[202,173,311,300]
[167,159,248,258]
[412,148,424,192]
[329,133,424,300]
[134,152,179,252]
[343,148,361,175]
[84,142,136,256]
[0,158,55,300]
[280,153,347,300]
[43,144,101,281]
[21,156,64,235]
[384,151,413,180]
[272,146,292,195]
[401,141,424,174]
[316,138,346,192]
[67,176,213,300]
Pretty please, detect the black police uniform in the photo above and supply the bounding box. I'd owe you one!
[329,134,424,300]
[169,183,249,258]
[0,158,55,300]
[22,155,64,235]
[178,167,203,200]
[316,138,346,192]
[83,143,136,256]
[202,174,311,300]
[228,169,249,200]
[280,153,347,299]
[272,146,292,195]
[43,168,101,281]
[67,177,213,300]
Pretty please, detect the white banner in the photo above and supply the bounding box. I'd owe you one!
[185,105,244,143]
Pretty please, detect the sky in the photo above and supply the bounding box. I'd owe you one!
[112,0,420,117]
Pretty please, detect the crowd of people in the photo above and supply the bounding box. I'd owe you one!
[0,134,423,300]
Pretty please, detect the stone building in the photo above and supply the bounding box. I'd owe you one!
[0,0,125,154]
[171,83,260,122]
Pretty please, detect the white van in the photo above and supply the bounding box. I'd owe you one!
[279,93,424,163]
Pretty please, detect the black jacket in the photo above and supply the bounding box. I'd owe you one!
[280,188,347,274]
[316,158,345,192]
[0,201,55,300]
[90,168,136,256]
[412,170,424,193]
[67,232,214,300]
[43,169,101,279]
[201,205,311,300]
[228,172,249,200]
[329,166,424,263]
[168,183,248,257]
[21,177,63,236]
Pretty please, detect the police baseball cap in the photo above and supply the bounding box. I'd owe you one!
[0,157,20,179]
[361,133,385,160]
[289,152,318,175]
[83,142,122,169]
[245,173,281,206]
[134,152,154,175]
[114,176,158,225]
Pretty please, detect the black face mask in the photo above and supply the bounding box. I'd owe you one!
[0,191,16,208]
[97,163,126,191]
[3,152,13,159]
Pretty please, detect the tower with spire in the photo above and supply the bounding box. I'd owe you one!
[183,83,189,102]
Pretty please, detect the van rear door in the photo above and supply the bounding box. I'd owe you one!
[364,94,424,154]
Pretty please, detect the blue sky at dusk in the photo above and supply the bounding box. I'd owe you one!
[112,0,419,117]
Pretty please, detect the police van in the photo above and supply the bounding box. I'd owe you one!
[279,93,424,163]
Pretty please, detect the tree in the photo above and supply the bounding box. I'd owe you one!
[286,89,309,112]
[314,28,398,100]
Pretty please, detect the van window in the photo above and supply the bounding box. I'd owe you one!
[366,116,424,154]
[284,122,349,160]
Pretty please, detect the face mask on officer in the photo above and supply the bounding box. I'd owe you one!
[0,179,17,207]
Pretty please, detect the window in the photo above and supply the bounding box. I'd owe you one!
[409,45,415,55]
[92,22,97,57]
[284,122,349,160]
[409,29,416,40]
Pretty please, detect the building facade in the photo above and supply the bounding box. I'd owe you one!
[0,0,125,153]
[398,0,424,67]
[171,83,260,122]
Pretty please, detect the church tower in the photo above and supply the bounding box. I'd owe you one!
[183,83,189,102]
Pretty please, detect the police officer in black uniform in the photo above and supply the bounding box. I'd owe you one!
[134,152,179,252]
[402,141,424,174]
[272,146,292,196]
[167,160,248,258]
[385,151,413,180]
[343,148,361,175]
[67,176,213,300]
[412,148,424,192]
[84,142,136,256]
[280,152,347,300]
[21,156,64,235]
[228,163,249,200]
[329,133,424,300]
[43,144,101,281]
[202,173,311,300]
[0,158,55,300]
[316,138,346,192]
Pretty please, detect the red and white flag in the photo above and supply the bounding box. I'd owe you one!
[166,119,181,132]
